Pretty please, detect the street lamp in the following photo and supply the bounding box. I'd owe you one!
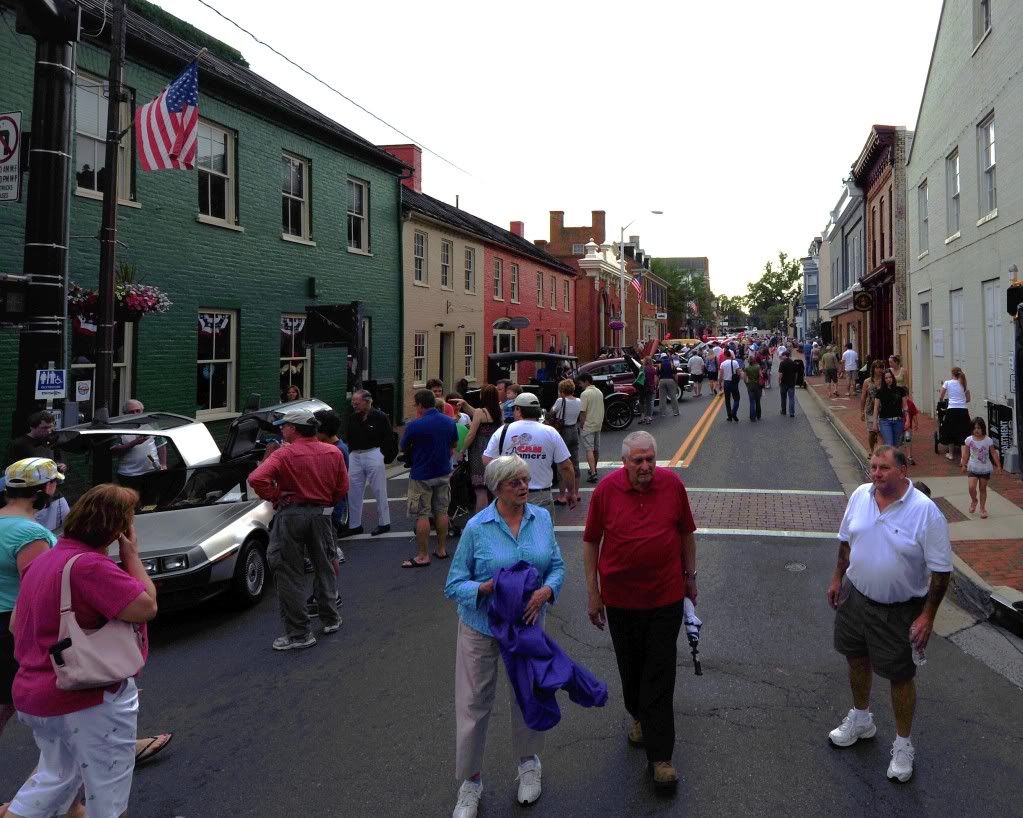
[618,211,663,348]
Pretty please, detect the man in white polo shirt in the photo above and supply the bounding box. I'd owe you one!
[841,342,859,397]
[826,445,952,783]
[482,392,577,513]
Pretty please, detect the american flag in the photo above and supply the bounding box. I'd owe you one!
[135,62,199,171]
[630,271,643,296]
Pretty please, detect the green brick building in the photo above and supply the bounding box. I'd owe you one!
[0,0,406,442]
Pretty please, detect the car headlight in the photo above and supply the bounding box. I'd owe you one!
[141,558,159,575]
[159,555,188,572]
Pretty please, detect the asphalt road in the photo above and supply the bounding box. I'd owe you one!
[2,389,1022,817]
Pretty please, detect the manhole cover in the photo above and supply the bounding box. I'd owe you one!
[785,561,806,572]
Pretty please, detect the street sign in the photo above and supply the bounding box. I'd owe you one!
[0,112,22,203]
[655,312,668,320]
[35,368,66,400]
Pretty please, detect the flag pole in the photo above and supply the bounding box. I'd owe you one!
[95,0,126,424]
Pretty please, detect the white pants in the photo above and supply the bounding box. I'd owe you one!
[454,621,544,781]
[11,679,139,818]
[348,447,390,529]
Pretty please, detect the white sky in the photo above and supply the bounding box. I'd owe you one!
[154,0,943,296]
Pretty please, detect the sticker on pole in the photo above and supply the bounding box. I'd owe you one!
[0,112,21,203]
[35,369,67,400]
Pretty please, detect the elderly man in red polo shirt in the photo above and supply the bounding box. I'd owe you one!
[582,429,698,793]
[249,408,349,652]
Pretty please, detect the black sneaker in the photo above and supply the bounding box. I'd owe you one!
[586,473,598,484]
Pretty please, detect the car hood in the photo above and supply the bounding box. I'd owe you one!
[119,500,266,560]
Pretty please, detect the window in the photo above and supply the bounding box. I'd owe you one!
[917,181,929,253]
[464,248,476,292]
[550,276,556,309]
[280,314,311,399]
[413,231,428,284]
[70,322,132,423]
[978,114,996,216]
[571,243,585,255]
[197,121,236,224]
[413,331,427,385]
[281,154,310,240]
[535,333,544,352]
[536,272,544,307]
[440,240,452,288]
[563,280,570,312]
[946,149,960,235]
[493,258,503,299]
[878,199,885,262]
[197,310,237,415]
[347,177,370,251]
[974,0,992,44]
[510,263,519,302]
[806,274,818,297]
[75,72,134,201]
[464,333,475,378]
[919,301,930,329]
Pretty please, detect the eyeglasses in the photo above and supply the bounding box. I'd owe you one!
[502,477,530,489]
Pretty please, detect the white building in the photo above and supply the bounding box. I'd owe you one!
[907,0,1021,418]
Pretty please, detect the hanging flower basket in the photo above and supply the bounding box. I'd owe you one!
[67,263,172,323]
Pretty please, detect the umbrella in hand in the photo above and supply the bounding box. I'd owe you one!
[683,597,702,676]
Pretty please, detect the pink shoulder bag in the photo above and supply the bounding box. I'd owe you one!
[49,553,146,691]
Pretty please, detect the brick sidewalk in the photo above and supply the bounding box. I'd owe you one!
[803,368,1023,592]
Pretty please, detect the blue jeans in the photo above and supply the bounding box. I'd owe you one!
[878,417,905,447]
[746,384,762,420]
[780,385,795,416]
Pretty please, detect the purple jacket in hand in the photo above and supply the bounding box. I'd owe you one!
[488,561,608,731]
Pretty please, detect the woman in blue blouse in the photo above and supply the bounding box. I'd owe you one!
[445,454,565,818]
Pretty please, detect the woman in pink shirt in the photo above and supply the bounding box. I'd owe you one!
[3,485,158,818]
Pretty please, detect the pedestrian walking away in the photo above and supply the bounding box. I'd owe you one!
[821,345,840,398]
[842,342,859,397]
[483,392,577,514]
[637,357,657,424]
[399,389,459,568]
[577,373,604,484]
[744,357,763,421]
[687,350,705,398]
[582,431,698,793]
[938,367,972,463]
[462,384,503,513]
[777,348,799,417]
[550,379,583,505]
[960,417,1002,518]
[657,355,680,417]
[248,409,349,650]
[719,350,742,422]
[343,389,394,537]
[827,446,953,783]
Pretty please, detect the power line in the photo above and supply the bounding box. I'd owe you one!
[190,0,470,175]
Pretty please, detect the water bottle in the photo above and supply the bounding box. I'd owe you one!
[911,645,927,667]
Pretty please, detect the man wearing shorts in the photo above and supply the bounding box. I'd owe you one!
[400,389,458,568]
[841,342,859,397]
[826,446,952,783]
[687,350,706,398]
[821,346,840,398]
[577,373,605,483]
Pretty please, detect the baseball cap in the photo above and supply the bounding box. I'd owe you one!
[513,392,541,408]
[273,408,319,428]
[5,457,64,488]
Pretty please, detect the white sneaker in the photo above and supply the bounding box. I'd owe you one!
[452,780,482,818]
[516,756,542,805]
[828,709,877,747]
[887,740,915,782]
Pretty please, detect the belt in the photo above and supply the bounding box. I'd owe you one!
[351,447,380,453]
[880,416,902,421]
[562,424,576,428]
[856,586,924,608]
[528,487,552,493]
[286,502,333,511]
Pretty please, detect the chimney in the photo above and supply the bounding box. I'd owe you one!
[550,211,564,238]
[591,210,606,243]
[379,143,422,192]
[510,221,525,237]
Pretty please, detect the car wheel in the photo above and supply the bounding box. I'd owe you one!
[605,401,634,431]
[231,537,268,607]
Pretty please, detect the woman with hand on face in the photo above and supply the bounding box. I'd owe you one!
[445,455,565,818]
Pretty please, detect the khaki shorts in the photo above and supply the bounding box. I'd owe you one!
[581,430,601,453]
[407,475,451,520]
[833,578,924,681]
[825,368,838,384]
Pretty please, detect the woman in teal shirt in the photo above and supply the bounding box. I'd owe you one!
[0,458,61,737]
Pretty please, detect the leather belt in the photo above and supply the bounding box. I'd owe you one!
[528,487,552,493]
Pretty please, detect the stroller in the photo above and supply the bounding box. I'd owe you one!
[446,459,476,537]
[933,399,949,454]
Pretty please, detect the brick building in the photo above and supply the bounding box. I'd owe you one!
[822,180,867,361]
[0,0,407,438]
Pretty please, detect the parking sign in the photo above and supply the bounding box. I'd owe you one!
[35,368,67,400]
[0,112,21,203]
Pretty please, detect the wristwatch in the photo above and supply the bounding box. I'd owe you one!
[684,570,697,579]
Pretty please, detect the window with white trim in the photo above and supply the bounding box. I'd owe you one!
[974,0,991,45]
[464,248,476,292]
[347,177,370,251]
[563,280,570,312]
[536,272,544,307]
[197,120,237,224]
[549,276,556,309]
[440,240,452,288]
[70,321,132,423]
[413,331,427,384]
[464,333,475,378]
[917,181,929,253]
[510,263,519,302]
[281,154,310,240]
[414,231,428,284]
[75,72,135,201]
[493,258,503,299]
[977,113,996,216]
[197,309,237,415]
[280,314,311,399]
[946,149,960,236]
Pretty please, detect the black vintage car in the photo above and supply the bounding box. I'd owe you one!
[483,351,634,431]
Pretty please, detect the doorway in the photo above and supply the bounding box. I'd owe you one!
[492,329,518,382]
[983,279,1005,401]
[440,331,454,387]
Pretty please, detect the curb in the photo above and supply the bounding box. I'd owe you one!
[804,382,995,620]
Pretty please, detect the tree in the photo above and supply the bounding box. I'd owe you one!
[715,294,749,328]
[744,251,803,330]
[651,259,716,337]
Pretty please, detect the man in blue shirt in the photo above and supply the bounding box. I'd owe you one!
[400,389,458,568]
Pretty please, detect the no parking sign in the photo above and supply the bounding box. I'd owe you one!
[0,112,21,203]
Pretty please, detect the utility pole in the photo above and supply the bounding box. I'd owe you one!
[94,0,127,422]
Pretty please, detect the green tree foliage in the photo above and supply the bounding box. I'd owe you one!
[716,294,749,327]
[651,259,715,335]
[744,251,803,330]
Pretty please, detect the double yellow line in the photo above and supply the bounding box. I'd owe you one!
[669,392,723,468]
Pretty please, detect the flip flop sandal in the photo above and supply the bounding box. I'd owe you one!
[135,733,173,766]
[401,557,431,568]
[432,551,450,560]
